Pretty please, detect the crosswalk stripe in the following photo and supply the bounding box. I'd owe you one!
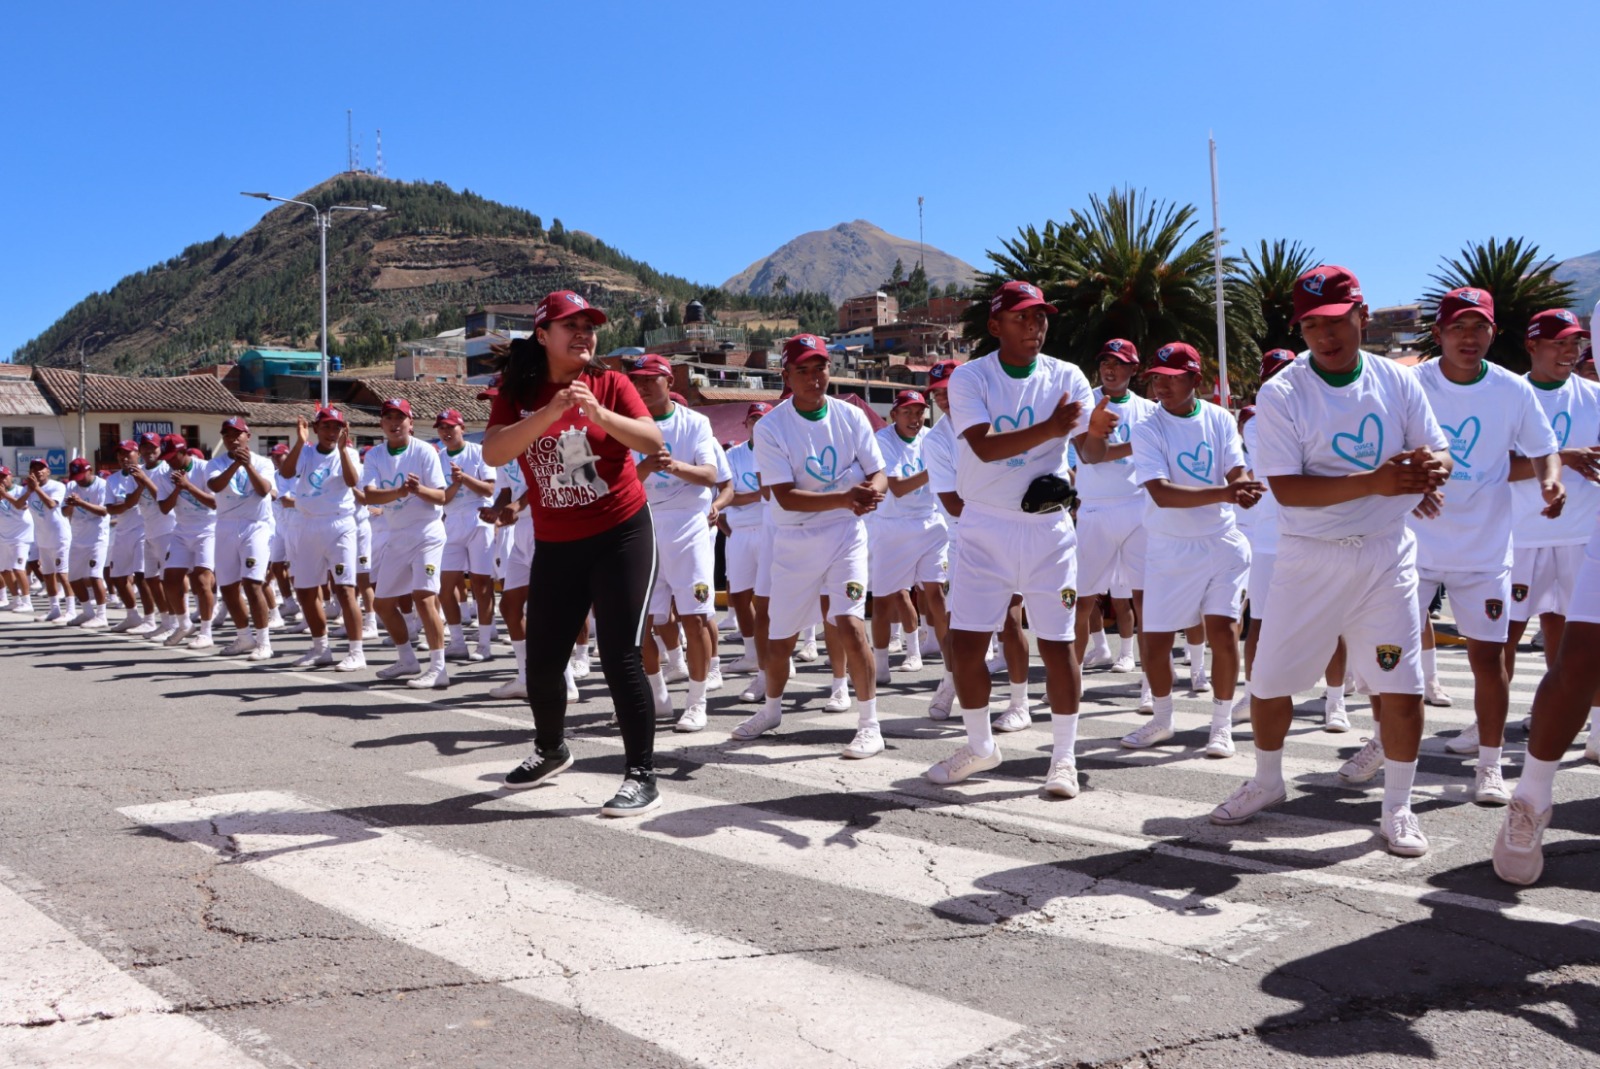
[0,876,263,1067]
[410,762,1279,966]
[118,792,1020,1069]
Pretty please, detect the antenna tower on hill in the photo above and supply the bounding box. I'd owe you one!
[347,109,355,172]
[375,128,385,178]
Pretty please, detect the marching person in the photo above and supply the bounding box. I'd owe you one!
[205,418,279,660]
[21,460,72,621]
[102,442,154,633]
[435,408,499,662]
[721,402,771,680]
[267,443,299,625]
[128,434,180,639]
[153,439,219,649]
[62,457,113,628]
[0,466,34,617]
[284,409,367,671]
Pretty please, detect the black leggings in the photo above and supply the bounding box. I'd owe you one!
[524,505,658,771]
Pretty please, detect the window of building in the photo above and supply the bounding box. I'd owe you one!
[2,427,35,447]
[181,425,200,448]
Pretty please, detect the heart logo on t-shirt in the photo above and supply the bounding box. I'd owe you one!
[307,467,329,492]
[1177,440,1214,482]
[1552,411,1572,449]
[993,407,1036,433]
[739,472,760,491]
[1440,416,1480,470]
[1331,413,1384,471]
[805,446,839,484]
[230,469,251,496]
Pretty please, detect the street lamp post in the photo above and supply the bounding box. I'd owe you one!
[76,330,105,462]
[240,193,386,406]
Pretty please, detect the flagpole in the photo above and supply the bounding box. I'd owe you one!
[1209,132,1230,408]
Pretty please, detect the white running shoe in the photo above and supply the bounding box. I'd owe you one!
[718,612,739,633]
[43,604,63,622]
[929,677,956,720]
[842,725,884,759]
[1209,780,1287,825]
[725,655,760,676]
[1492,796,1552,885]
[565,673,579,702]
[1138,678,1154,714]
[1044,758,1080,798]
[1121,721,1175,749]
[991,706,1031,733]
[293,646,337,669]
[1189,662,1210,693]
[732,707,782,740]
[163,626,192,648]
[705,668,724,693]
[1231,694,1252,725]
[285,619,311,635]
[444,641,482,663]
[334,651,367,672]
[1081,642,1113,670]
[363,624,383,642]
[221,635,256,656]
[127,618,159,636]
[1473,765,1511,806]
[79,614,109,630]
[738,673,766,703]
[875,659,892,686]
[1444,722,1480,754]
[108,614,142,634]
[145,624,175,644]
[266,609,286,630]
[1204,726,1236,758]
[406,665,449,689]
[247,644,274,662]
[985,649,1006,675]
[675,701,707,733]
[887,635,903,654]
[1324,706,1351,733]
[823,687,852,714]
[898,652,924,673]
[376,661,419,681]
[1109,652,1137,674]
[926,742,1002,785]
[1424,678,1453,707]
[569,653,592,680]
[67,610,94,627]
[489,678,528,700]
[1586,735,1599,764]
[1338,737,1385,784]
[1378,805,1429,857]
[186,633,215,650]
[662,660,689,684]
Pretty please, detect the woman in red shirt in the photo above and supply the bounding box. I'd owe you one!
[484,290,665,816]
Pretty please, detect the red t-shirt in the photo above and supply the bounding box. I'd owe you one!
[487,369,649,542]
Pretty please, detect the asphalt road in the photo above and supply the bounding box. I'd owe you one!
[1,607,1598,1069]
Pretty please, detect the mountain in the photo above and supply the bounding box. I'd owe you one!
[723,220,978,303]
[1555,248,1600,316]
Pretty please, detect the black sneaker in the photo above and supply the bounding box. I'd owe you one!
[504,743,573,788]
[599,769,661,817]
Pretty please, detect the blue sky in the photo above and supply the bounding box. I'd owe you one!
[3,0,1595,360]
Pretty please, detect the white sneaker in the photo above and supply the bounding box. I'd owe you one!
[43,604,63,622]
[1205,726,1236,758]
[1444,722,1480,754]
[663,660,689,683]
[108,614,142,634]
[1209,779,1287,825]
[925,743,1002,785]
[1493,796,1552,886]
[266,609,286,630]
[1424,678,1453,707]
[376,661,419,680]
[718,612,739,633]
[898,652,924,673]
[1138,679,1154,714]
[247,644,274,662]
[652,688,674,720]
[1586,735,1599,764]
[823,687,852,714]
[293,646,337,669]
[1044,757,1080,798]
[929,677,956,720]
[286,619,311,635]
[1189,663,1210,693]
[566,674,579,702]
[1473,764,1511,806]
[127,618,159,636]
[1109,652,1137,674]
[1344,673,1357,695]
[221,635,256,656]
[406,665,449,689]
[334,651,367,672]
[363,625,383,642]
[145,624,175,644]
[569,653,592,680]
[1338,737,1385,784]
[985,650,1006,675]
[79,614,109,630]
[473,644,494,663]
[444,641,482,663]
[675,701,708,733]
[991,705,1031,733]
[1378,805,1429,857]
[1231,694,1252,725]
[67,610,94,627]
[1121,721,1175,749]
[489,678,528,700]
[875,660,891,686]
[739,674,766,703]
[186,633,215,650]
[1324,701,1350,733]
[163,626,192,648]
[1082,642,1113,670]
[725,654,760,676]
[841,726,884,759]
[704,668,724,693]
[732,706,782,740]
[887,635,903,654]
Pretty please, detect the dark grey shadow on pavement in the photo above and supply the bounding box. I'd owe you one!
[351,728,532,757]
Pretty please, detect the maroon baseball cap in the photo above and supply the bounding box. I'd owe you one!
[669,391,688,407]
[927,360,959,389]
[1527,308,1590,341]
[115,439,138,454]
[188,448,206,459]
[533,290,607,327]
[1291,265,1364,325]
[313,406,347,425]
[989,280,1057,316]
[475,385,499,401]
[746,402,772,419]
[781,334,830,368]
[1261,348,1295,383]
[1147,343,1203,377]
[68,458,92,478]
[221,417,249,434]
[1237,404,1258,431]
[27,459,48,470]
[1097,339,1140,365]
[380,398,413,418]
[269,443,289,456]
[626,354,673,379]
[159,434,187,459]
[433,408,463,427]
[1435,287,1495,327]
[136,431,162,450]
[892,389,928,412]
[0,466,10,478]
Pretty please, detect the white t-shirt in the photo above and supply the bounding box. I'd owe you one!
[272,471,298,534]
[1511,375,1600,548]
[1408,360,1559,572]
[0,487,34,542]
[105,472,144,542]
[66,477,111,542]
[1239,418,1280,555]
[723,440,766,531]
[1075,388,1160,503]
[363,439,447,537]
[636,404,722,513]
[27,480,70,544]
[134,462,175,539]
[493,460,535,545]
[293,445,363,522]
[1253,351,1447,541]
[152,460,216,536]
[948,354,1093,513]
[439,441,494,528]
[874,426,938,521]
[754,398,884,529]
[1132,400,1246,538]
[205,453,276,526]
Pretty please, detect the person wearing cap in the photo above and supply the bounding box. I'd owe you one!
[1576,349,1598,383]
[203,418,279,660]
[1212,264,1452,858]
[925,281,1108,794]
[60,457,114,628]
[721,402,773,687]
[0,465,36,618]
[266,443,300,627]
[101,441,155,633]
[283,409,366,670]
[16,460,73,621]
[125,434,182,638]
[361,397,454,688]
[1399,291,1562,805]
[483,289,667,816]
[150,436,220,649]
[1114,342,1262,758]
[430,407,499,664]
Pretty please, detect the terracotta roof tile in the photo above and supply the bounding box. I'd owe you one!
[0,379,54,417]
[236,399,383,428]
[347,379,496,424]
[33,367,246,416]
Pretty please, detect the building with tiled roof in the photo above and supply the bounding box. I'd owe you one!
[345,379,496,425]
[27,366,249,469]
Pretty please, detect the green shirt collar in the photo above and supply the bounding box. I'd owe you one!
[1310,352,1363,388]
[999,358,1037,380]
[1105,392,1132,404]
[796,400,828,422]
[1530,377,1565,392]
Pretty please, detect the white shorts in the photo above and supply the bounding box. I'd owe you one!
[109,529,145,578]
[36,537,67,576]
[767,519,869,639]
[504,517,534,591]
[868,515,949,595]
[724,524,765,594]
[1,538,30,570]
[356,517,372,574]
[1509,543,1586,622]
[374,525,446,599]
[67,535,109,582]
[215,520,271,587]
[649,507,716,620]
[947,501,1078,642]
[1566,531,1600,625]
[1247,550,1276,618]
[269,523,293,565]
[163,528,215,574]
[145,533,170,578]
[292,516,358,588]
[753,522,777,599]
[1141,528,1250,632]
[1252,527,1424,700]
[441,519,495,574]
[1418,566,1511,644]
[492,525,513,582]
[1075,497,1147,599]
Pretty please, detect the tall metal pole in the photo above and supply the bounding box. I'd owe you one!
[319,211,330,407]
[1208,133,1230,408]
[78,342,87,462]
[918,195,926,309]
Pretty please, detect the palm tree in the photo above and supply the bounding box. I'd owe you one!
[1420,238,1575,372]
[1235,239,1318,353]
[962,188,1261,389]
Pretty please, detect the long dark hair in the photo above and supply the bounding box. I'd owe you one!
[495,332,609,409]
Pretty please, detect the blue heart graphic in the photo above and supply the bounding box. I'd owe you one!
[307,467,329,491]
[805,445,839,484]
[1552,411,1572,449]
[376,473,405,489]
[1176,440,1214,482]
[739,471,760,491]
[993,407,1035,433]
[230,470,251,495]
[1440,416,1480,469]
[899,459,924,477]
[1331,413,1384,471]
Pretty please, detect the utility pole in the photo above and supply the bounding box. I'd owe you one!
[76,331,105,462]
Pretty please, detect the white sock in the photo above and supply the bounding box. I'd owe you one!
[1590,706,1600,735]
[363,611,377,632]
[1117,634,1133,659]
[1325,685,1345,709]
[347,640,363,657]
[1382,758,1418,813]
[396,645,420,670]
[448,623,464,645]
[647,671,669,704]
[1187,643,1205,671]
[904,629,921,661]
[1211,699,1233,730]
[1515,755,1560,812]
[762,695,782,718]
[858,697,878,731]
[1478,745,1502,770]
[741,634,756,658]
[1254,747,1285,793]
[960,704,995,757]
[874,647,891,676]
[1009,680,1029,709]
[687,678,707,707]
[708,655,722,678]
[1151,694,1174,730]
[831,676,849,699]
[1421,646,1437,684]
[429,648,446,670]
[800,625,816,644]
[890,622,902,642]
[198,620,212,638]
[311,635,329,652]
[66,597,78,616]
[563,662,576,693]
[667,646,687,670]
[511,639,526,683]
[480,622,497,648]
[1051,713,1079,762]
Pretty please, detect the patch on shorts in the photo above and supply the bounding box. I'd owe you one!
[1060,587,1077,610]
[693,582,710,604]
[245,557,257,568]
[359,556,370,567]
[1511,583,1529,603]
[89,559,97,569]
[424,564,436,577]
[334,563,346,577]
[845,581,865,602]
[1485,598,1503,621]
[1375,644,1402,672]
[941,579,951,597]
